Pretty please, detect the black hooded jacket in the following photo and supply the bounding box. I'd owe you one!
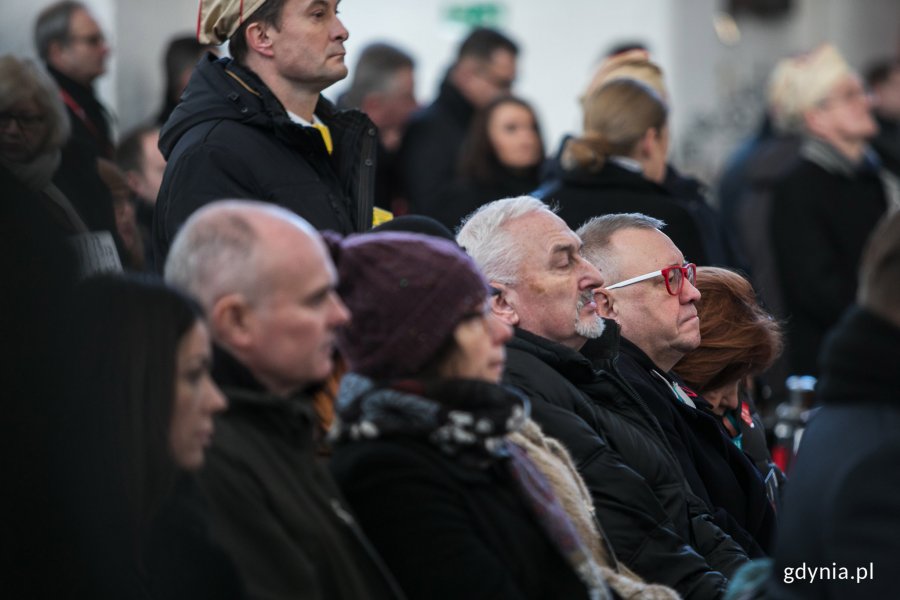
[504,324,748,599]
[153,54,377,266]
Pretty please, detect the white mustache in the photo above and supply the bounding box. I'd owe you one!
[576,291,595,311]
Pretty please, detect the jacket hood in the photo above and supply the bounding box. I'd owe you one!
[160,54,257,158]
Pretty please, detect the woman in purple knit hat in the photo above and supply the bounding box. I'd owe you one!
[325,230,608,600]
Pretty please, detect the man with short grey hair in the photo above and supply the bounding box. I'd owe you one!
[35,0,112,158]
[459,197,747,599]
[581,212,776,558]
[165,200,401,600]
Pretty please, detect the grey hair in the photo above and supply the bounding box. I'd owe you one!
[0,55,70,154]
[339,43,414,109]
[577,213,665,281]
[164,200,313,310]
[34,1,85,62]
[456,195,555,285]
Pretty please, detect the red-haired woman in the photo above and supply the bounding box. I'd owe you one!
[674,267,785,494]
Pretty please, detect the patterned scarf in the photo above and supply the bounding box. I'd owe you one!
[332,374,611,599]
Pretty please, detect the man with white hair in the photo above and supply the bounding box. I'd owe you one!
[458,196,748,599]
[766,43,897,376]
[164,200,401,600]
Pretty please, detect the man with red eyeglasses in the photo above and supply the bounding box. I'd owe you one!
[581,212,777,560]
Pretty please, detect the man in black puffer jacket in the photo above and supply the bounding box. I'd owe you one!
[154,0,377,267]
[581,212,776,558]
[458,196,748,600]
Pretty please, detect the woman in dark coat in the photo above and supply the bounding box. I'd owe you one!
[536,78,709,265]
[434,96,545,230]
[327,232,607,600]
[56,275,243,599]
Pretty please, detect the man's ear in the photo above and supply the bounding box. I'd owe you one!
[595,287,618,319]
[490,282,520,327]
[245,21,274,58]
[209,293,255,350]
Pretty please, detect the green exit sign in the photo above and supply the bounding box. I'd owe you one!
[444,3,507,28]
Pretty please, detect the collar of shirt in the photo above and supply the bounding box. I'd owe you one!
[608,155,644,174]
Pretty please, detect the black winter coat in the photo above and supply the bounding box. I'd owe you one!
[399,76,475,215]
[145,476,246,600]
[872,115,900,177]
[331,435,589,600]
[535,159,709,266]
[504,326,748,599]
[770,142,888,375]
[434,168,540,231]
[769,307,900,599]
[154,54,377,265]
[48,65,114,159]
[616,339,776,556]
[199,349,402,600]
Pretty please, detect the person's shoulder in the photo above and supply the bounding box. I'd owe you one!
[505,345,578,397]
[775,155,837,196]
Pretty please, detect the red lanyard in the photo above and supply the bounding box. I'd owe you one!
[58,87,110,157]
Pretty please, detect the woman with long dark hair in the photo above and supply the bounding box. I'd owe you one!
[434,96,545,230]
[56,275,242,599]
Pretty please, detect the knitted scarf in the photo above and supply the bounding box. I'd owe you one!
[332,373,611,600]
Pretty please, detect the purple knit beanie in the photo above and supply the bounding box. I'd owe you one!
[327,231,490,380]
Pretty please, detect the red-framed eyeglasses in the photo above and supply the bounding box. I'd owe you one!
[605,263,697,296]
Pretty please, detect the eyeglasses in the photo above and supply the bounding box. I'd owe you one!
[605,263,696,296]
[0,112,46,130]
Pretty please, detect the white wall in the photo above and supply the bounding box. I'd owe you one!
[667,0,900,182]
[2,0,898,183]
[2,0,117,120]
[334,0,676,160]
